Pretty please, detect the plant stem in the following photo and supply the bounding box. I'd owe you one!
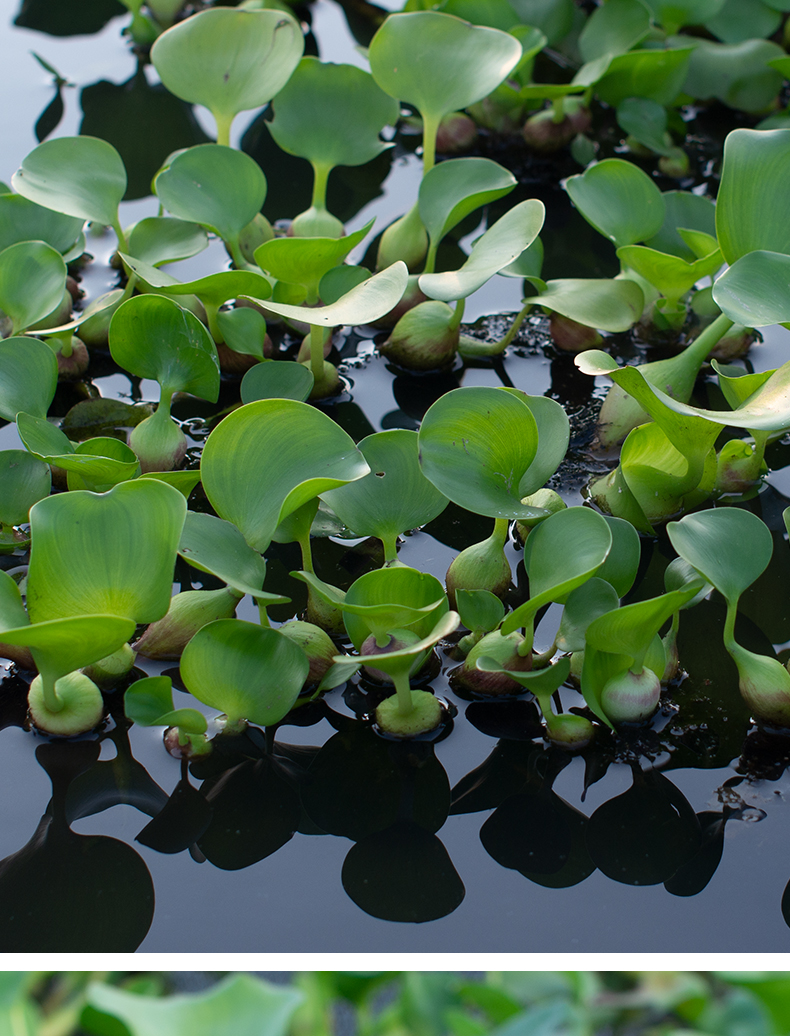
[551,96,565,124]
[448,296,465,331]
[309,323,325,382]
[723,598,738,654]
[214,110,234,147]
[683,310,734,369]
[421,110,440,174]
[311,161,331,212]
[392,666,415,715]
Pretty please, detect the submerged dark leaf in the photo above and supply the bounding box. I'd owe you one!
[35,89,64,143]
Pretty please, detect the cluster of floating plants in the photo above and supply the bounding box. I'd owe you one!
[5,0,790,942]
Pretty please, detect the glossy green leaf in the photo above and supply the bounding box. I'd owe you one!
[716,128,790,263]
[419,199,544,302]
[0,450,51,526]
[240,360,314,404]
[216,307,268,358]
[617,97,672,156]
[254,220,374,294]
[126,217,208,266]
[180,619,309,727]
[502,507,613,635]
[499,236,544,279]
[124,675,207,734]
[0,241,66,334]
[341,610,460,678]
[579,0,652,63]
[535,277,644,332]
[418,386,545,520]
[476,654,571,696]
[667,507,773,607]
[12,135,126,228]
[320,429,448,556]
[617,243,722,304]
[510,0,575,44]
[0,614,136,688]
[645,190,717,261]
[556,578,620,653]
[0,571,29,631]
[0,337,58,421]
[369,11,522,124]
[269,58,398,169]
[596,516,641,598]
[418,157,516,248]
[713,360,775,409]
[119,254,272,309]
[456,588,505,633]
[294,567,446,647]
[16,411,74,459]
[0,192,84,255]
[681,38,784,113]
[319,265,370,304]
[201,398,369,552]
[151,8,304,129]
[565,159,665,248]
[586,586,701,658]
[109,294,220,401]
[65,437,141,492]
[583,46,694,106]
[713,250,790,326]
[249,260,407,328]
[178,511,270,600]
[154,145,267,246]
[26,479,187,624]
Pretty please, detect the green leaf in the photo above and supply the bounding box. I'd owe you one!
[564,158,665,248]
[269,58,399,169]
[216,307,268,359]
[109,294,220,401]
[369,11,522,125]
[240,360,314,403]
[586,586,701,658]
[248,260,408,327]
[502,507,613,634]
[617,97,673,156]
[596,516,641,597]
[0,337,58,421]
[0,192,84,255]
[617,243,722,304]
[0,571,31,632]
[127,217,208,266]
[180,619,309,726]
[124,674,207,733]
[0,240,67,334]
[65,437,141,492]
[535,277,644,331]
[0,447,49,526]
[320,429,448,555]
[645,189,717,261]
[418,157,516,248]
[643,0,725,30]
[584,45,694,106]
[343,610,460,676]
[556,577,620,653]
[254,220,374,295]
[419,199,544,302]
[417,386,545,520]
[716,128,790,263]
[151,8,304,130]
[201,398,369,552]
[26,479,187,624]
[667,507,773,608]
[456,588,505,633]
[713,250,790,325]
[705,0,782,42]
[681,38,784,112]
[154,144,267,247]
[579,0,652,63]
[119,254,273,309]
[12,135,126,228]
[178,511,268,599]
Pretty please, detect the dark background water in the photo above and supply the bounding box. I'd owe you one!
[3,0,790,952]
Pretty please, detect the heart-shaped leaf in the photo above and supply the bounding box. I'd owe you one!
[0,241,67,334]
[180,620,309,727]
[26,479,187,624]
[200,398,369,552]
[254,220,374,296]
[534,277,644,332]
[12,135,127,231]
[320,429,448,561]
[178,511,270,600]
[0,337,58,421]
[0,193,84,255]
[418,157,517,252]
[564,157,665,248]
[0,450,51,526]
[713,250,790,326]
[109,294,220,401]
[617,243,722,304]
[124,675,207,734]
[240,361,314,404]
[126,217,208,266]
[151,7,304,143]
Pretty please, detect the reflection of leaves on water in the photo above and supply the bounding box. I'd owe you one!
[14,0,124,37]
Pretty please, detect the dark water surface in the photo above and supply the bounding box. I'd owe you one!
[3,0,790,952]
